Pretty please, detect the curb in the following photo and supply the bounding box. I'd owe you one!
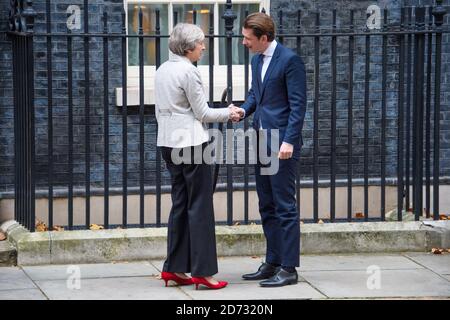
[2,220,449,266]
[0,221,19,266]
[0,241,16,266]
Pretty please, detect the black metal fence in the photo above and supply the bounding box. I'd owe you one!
[6,0,448,232]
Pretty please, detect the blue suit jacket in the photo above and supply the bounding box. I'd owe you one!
[241,43,307,160]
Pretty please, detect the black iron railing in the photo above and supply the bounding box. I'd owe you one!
[6,0,448,232]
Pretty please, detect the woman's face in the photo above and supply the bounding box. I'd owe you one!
[186,40,206,63]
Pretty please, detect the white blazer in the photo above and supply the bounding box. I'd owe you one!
[155,52,230,148]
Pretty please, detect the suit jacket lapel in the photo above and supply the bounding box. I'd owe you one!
[258,44,282,104]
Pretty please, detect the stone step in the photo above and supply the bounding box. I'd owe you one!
[0,240,17,266]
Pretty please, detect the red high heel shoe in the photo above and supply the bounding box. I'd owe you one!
[191,277,228,290]
[161,272,194,287]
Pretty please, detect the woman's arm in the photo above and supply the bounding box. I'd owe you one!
[184,68,230,123]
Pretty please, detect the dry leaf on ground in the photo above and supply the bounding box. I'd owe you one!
[318,219,324,224]
[52,225,64,232]
[431,248,444,254]
[439,214,448,220]
[89,224,104,230]
[35,220,48,232]
[233,222,241,226]
[355,212,364,218]
[0,232,6,241]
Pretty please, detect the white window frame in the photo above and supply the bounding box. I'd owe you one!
[116,0,270,106]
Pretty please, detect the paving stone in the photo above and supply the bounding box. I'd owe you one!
[23,261,159,281]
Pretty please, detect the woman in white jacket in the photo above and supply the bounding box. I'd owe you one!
[155,23,243,290]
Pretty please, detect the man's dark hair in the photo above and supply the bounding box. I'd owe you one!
[243,12,276,42]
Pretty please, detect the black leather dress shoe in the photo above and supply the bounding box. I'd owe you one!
[242,263,280,281]
[259,268,298,287]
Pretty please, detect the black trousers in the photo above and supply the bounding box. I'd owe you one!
[161,143,218,277]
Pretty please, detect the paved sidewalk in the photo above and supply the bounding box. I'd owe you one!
[1,253,450,300]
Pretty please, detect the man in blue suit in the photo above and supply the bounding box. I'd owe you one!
[235,12,307,287]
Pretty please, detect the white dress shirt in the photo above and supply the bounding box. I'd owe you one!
[261,40,278,82]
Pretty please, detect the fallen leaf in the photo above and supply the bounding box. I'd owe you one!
[431,248,444,254]
[251,256,259,259]
[35,220,48,232]
[355,212,364,218]
[89,224,104,230]
[0,232,6,241]
[439,215,448,220]
[447,249,450,253]
[233,222,241,226]
[250,222,256,226]
[52,225,64,232]
[318,219,324,224]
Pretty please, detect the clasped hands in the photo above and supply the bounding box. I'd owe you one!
[228,104,245,122]
[227,104,294,159]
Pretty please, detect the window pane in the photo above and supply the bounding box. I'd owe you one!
[173,4,214,66]
[219,4,259,65]
[128,4,169,66]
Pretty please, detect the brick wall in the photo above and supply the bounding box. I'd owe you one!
[271,0,450,180]
[0,0,449,194]
[0,1,14,192]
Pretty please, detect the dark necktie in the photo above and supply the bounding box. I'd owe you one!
[257,54,265,85]
[256,54,265,129]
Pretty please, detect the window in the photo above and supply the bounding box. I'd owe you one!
[127,4,169,66]
[117,0,270,106]
[172,4,214,65]
[218,3,259,65]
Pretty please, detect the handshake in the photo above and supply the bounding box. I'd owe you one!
[228,104,245,123]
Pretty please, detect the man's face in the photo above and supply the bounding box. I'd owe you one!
[242,28,269,54]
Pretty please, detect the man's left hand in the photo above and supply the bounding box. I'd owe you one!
[278,142,293,160]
